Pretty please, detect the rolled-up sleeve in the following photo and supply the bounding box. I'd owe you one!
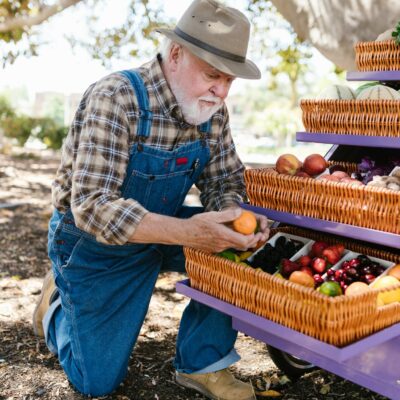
[71,89,148,245]
[196,109,246,211]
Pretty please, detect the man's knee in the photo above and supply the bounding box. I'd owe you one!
[67,362,126,397]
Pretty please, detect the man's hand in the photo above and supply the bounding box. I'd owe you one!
[128,208,270,253]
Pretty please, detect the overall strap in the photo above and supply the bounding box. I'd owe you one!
[119,69,153,138]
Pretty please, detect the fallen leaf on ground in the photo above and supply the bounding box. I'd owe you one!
[256,389,282,397]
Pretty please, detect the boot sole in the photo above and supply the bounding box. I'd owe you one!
[175,373,217,400]
[176,373,256,400]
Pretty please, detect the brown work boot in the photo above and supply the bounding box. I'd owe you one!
[176,368,256,400]
[32,270,56,337]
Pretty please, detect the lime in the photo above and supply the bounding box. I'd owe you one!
[217,250,240,262]
[318,281,342,297]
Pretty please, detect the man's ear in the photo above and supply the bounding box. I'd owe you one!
[169,44,183,72]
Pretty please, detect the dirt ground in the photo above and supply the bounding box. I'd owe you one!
[0,151,389,400]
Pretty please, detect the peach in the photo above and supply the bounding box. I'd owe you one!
[318,174,340,181]
[275,154,302,175]
[331,171,349,179]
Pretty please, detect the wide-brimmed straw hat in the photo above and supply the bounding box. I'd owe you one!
[156,0,261,80]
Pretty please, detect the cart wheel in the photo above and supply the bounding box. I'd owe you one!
[266,345,317,379]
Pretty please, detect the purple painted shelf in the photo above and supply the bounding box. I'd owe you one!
[241,204,400,249]
[296,131,400,148]
[177,279,400,399]
[347,70,400,81]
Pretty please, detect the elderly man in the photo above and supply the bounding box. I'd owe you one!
[33,0,269,398]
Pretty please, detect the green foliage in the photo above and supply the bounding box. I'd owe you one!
[0,96,15,120]
[35,118,69,149]
[0,0,41,66]
[66,0,167,68]
[2,114,37,146]
[392,21,400,45]
[0,95,68,149]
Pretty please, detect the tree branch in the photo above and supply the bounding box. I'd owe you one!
[0,0,83,33]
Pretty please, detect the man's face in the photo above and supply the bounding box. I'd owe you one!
[167,45,236,125]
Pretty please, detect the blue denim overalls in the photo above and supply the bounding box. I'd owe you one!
[43,70,240,396]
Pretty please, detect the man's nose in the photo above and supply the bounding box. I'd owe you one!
[210,81,231,100]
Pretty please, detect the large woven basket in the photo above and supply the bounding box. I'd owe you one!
[300,99,400,137]
[355,40,400,71]
[245,166,400,234]
[185,227,400,347]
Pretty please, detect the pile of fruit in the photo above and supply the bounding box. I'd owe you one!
[325,254,386,291]
[277,241,346,288]
[275,153,327,178]
[275,153,364,185]
[275,152,400,189]
[214,211,400,304]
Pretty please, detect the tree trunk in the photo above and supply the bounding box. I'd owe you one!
[0,0,82,33]
[270,0,400,70]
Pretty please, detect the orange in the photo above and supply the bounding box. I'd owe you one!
[289,271,315,288]
[388,264,400,281]
[345,281,370,296]
[232,210,257,235]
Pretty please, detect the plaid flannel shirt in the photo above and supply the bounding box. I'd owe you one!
[52,55,246,245]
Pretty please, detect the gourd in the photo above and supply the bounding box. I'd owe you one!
[357,84,400,100]
[375,28,394,41]
[316,84,356,100]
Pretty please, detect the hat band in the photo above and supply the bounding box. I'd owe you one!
[174,27,246,63]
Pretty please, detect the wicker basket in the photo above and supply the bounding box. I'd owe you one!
[185,227,400,347]
[355,40,400,71]
[300,99,400,137]
[245,167,400,234]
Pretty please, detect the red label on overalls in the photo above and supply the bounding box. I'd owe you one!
[176,157,188,165]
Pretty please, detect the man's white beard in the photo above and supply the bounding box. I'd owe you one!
[170,79,223,125]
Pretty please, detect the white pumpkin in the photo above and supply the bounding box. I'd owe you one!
[316,84,357,100]
[357,84,400,100]
[375,29,394,41]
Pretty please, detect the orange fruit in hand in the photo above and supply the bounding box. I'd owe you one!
[232,210,257,235]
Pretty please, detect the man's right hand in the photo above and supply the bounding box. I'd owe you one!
[128,208,268,253]
[182,208,268,253]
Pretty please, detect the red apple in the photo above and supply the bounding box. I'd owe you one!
[275,154,302,175]
[295,171,311,178]
[302,154,328,176]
